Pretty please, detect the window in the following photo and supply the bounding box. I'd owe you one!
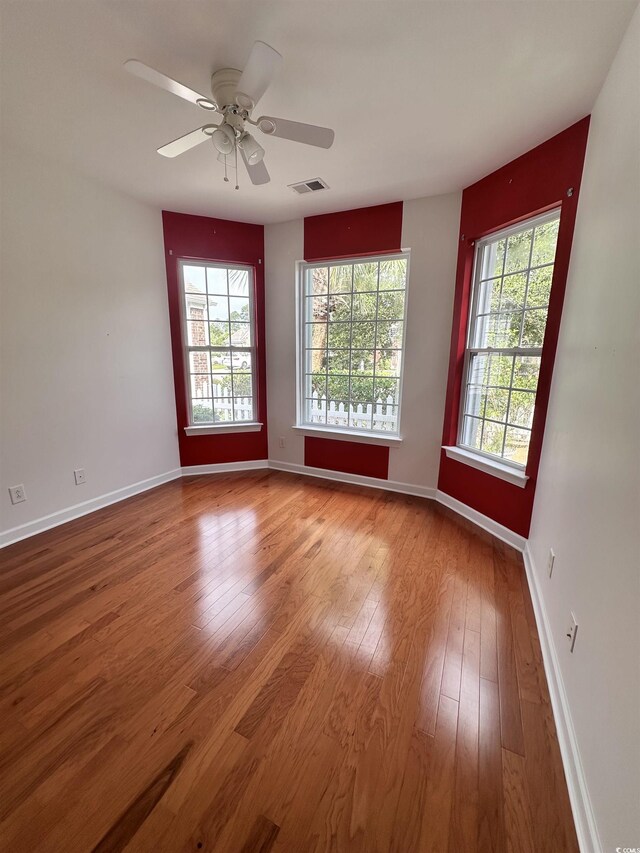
[459,210,560,467]
[179,260,257,426]
[297,253,409,437]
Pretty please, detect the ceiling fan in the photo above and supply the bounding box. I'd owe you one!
[124,41,335,187]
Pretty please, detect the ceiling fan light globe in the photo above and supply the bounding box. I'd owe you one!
[212,124,235,155]
[241,133,265,165]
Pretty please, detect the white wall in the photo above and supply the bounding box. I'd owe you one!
[390,195,461,487]
[265,219,305,466]
[265,192,461,490]
[527,7,640,851]
[0,142,180,540]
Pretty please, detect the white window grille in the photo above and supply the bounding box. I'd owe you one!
[459,210,560,467]
[297,253,410,438]
[179,260,257,425]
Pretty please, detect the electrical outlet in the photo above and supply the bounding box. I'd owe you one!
[74,468,86,485]
[547,548,555,578]
[279,436,285,449]
[9,484,27,504]
[566,612,578,653]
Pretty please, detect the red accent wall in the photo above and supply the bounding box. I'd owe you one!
[304,201,403,262]
[162,210,268,466]
[305,437,389,480]
[438,117,590,537]
[302,201,403,480]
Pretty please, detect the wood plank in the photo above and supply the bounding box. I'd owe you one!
[502,748,535,853]
[478,677,506,852]
[520,699,579,853]
[239,814,280,852]
[91,741,193,852]
[448,628,480,852]
[479,539,498,683]
[419,692,459,853]
[493,543,525,756]
[390,727,433,852]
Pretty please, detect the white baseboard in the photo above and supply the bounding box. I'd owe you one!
[1,459,521,552]
[268,460,436,500]
[0,468,182,549]
[0,461,269,550]
[522,544,600,853]
[181,460,269,476]
[0,459,523,556]
[435,489,526,552]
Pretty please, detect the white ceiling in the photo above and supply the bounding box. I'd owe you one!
[1,1,636,224]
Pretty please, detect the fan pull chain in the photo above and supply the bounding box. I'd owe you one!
[234,143,239,190]
[223,154,229,183]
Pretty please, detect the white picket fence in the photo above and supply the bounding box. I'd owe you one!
[192,383,397,429]
[308,391,397,432]
[192,384,253,421]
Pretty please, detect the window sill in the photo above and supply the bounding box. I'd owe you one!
[293,425,403,446]
[443,445,529,488]
[185,423,263,436]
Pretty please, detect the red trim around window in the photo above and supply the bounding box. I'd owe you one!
[304,201,403,262]
[438,117,590,537]
[162,210,268,467]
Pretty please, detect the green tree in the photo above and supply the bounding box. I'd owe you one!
[307,260,406,406]
[209,298,250,346]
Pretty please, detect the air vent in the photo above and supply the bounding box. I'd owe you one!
[289,178,329,194]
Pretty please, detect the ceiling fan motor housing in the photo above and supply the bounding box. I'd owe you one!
[210,68,243,111]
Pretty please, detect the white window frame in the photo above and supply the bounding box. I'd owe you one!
[295,251,410,444]
[178,259,261,435]
[454,208,560,478]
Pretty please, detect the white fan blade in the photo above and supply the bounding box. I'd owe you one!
[257,116,334,149]
[235,41,282,110]
[157,124,219,158]
[240,147,270,185]
[124,60,217,110]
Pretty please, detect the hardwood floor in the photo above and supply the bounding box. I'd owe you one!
[0,471,578,852]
